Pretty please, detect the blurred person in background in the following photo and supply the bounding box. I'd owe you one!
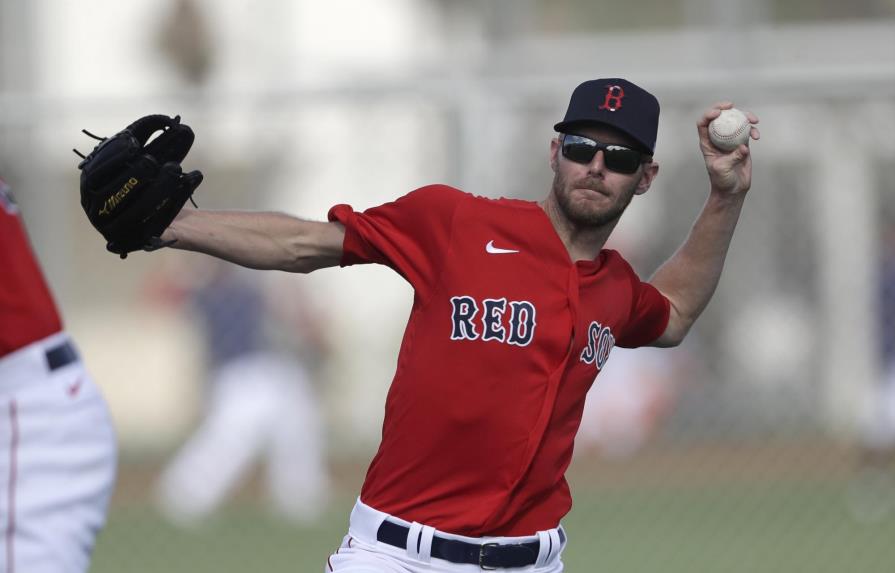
[865,220,895,462]
[848,219,895,521]
[0,176,117,572]
[576,346,684,459]
[152,258,331,526]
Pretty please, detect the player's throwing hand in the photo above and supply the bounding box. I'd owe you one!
[698,102,760,196]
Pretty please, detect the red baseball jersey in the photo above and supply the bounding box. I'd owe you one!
[0,179,63,357]
[328,184,670,536]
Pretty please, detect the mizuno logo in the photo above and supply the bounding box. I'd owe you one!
[485,240,519,254]
[99,177,139,216]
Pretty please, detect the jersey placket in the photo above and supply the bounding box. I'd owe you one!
[482,261,581,531]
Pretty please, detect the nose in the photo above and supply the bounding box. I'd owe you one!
[587,150,606,176]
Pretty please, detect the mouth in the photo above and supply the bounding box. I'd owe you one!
[572,185,609,198]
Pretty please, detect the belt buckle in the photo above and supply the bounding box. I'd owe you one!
[479,542,500,570]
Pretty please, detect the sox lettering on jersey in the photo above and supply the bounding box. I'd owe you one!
[450,296,537,347]
[579,321,615,371]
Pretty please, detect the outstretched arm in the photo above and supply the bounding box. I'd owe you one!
[161,208,345,273]
[649,102,760,347]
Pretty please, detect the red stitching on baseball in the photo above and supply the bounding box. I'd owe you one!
[712,122,748,141]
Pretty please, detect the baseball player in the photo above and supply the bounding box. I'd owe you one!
[860,222,895,459]
[153,261,330,526]
[849,219,895,520]
[0,176,117,573]
[78,78,759,571]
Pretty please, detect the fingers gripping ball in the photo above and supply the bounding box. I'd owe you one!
[76,114,204,258]
[708,108,751,152]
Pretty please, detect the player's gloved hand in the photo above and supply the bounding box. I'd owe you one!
[75,114,204,258]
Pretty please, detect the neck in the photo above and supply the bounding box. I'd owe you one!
[540,194,619,262]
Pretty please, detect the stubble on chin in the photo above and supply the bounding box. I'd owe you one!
[551,171,638,228]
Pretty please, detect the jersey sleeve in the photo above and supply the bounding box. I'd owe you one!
[327,184,465,297]
[615,265,671,349]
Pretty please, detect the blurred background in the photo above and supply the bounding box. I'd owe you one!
[2,0,895,571]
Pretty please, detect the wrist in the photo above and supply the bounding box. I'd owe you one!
[161,208,195,244]
[160,228,175,244]
[709,185,748,204]
[705,188,747,218]
[161,219,182,245]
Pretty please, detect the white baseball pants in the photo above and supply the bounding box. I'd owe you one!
[325,499,565,572]
[0,333,117,573]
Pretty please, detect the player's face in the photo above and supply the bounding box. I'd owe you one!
[549,126,657,228]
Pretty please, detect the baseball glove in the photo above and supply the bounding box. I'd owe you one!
[75,114,204,258]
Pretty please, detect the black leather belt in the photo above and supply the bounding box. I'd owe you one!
[376,519,564,570]
[45,340,78,371]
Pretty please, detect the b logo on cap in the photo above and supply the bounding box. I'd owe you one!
[598,85,625,112]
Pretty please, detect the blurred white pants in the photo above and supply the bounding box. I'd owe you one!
[861,360,895,450]
[155,352,329,524]
[0,333,117,573]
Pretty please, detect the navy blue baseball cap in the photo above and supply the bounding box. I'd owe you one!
[554,78,660,155]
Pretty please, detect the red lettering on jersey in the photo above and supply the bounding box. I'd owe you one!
[598,85,625,112]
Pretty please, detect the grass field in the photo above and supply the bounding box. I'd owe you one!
[90,447,895,572]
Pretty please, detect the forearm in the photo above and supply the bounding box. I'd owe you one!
[649,189,746,345]
[162,208,344,273]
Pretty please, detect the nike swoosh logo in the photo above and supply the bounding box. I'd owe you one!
[486,240,519,254]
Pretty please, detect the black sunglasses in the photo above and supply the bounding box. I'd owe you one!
[560,134,645,175]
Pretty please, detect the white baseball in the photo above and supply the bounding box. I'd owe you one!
[708,108,751,151]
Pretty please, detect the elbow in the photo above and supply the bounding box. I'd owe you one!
[651,293,701,347]
[651,328,686,348]
[283,220,345,274]
[277,223,344,273]
[284,251,340,274]
[283,256,319,274]
[651,313,695,348]
[276,237,327,274]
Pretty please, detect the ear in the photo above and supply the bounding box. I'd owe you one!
[549,137,560,172]
[634,161,659,195]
